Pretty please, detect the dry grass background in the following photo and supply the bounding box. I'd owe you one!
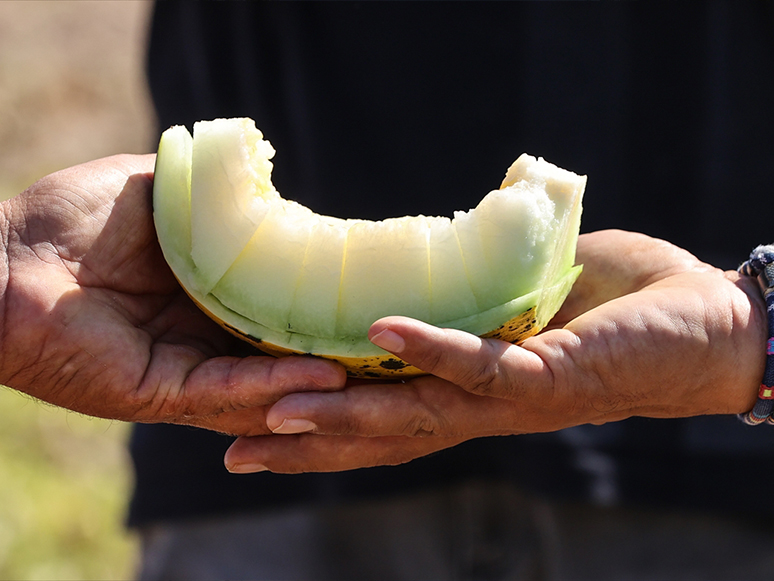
[0,1,157,579]
[0,0,156,200]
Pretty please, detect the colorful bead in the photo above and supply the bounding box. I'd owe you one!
[739,244,774,426]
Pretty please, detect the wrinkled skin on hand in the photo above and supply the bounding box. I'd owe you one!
[0,155,346,435]
[225,230,768,473]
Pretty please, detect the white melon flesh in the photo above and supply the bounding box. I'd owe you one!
[152,117,586,376]
[212,200,316,332]
[190,118,279,293]
[288,216,348,338]
[471,183,555,305]
[337,217,432,337]
[427,216,478,323]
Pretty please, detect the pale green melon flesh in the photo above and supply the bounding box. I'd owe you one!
[152,118,585,367]
[287,217,348,337]
[190,119,279,294]
[212,200,315,332]
[337,216,432,337]
[427,216,479,323]
[153,125,194,287]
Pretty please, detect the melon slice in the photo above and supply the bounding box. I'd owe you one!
[337,216,432,338]
[287,216,348,338]
[427,215,478,323]
[190,118,279,293]
[211,199,316,333]
[153,117,585,377]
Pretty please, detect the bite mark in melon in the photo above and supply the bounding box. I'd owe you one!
[152,118,585,377]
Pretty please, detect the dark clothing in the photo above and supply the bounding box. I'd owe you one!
[130,1,774,526]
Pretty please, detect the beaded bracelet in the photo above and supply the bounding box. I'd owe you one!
[738,245,774,425]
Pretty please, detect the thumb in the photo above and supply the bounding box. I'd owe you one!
[368,316,554,400]
[261,318,575,441]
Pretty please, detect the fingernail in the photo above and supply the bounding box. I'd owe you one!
[370,328,406,354]
[272,418,318,434]
[227,463,268,474]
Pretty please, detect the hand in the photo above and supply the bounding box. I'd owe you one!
[224,230,767,472]
[0,155,346,435]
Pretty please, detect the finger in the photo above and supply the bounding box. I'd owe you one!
[264,320,579,439]
[187,407,284,437]
[224,433,467,474]
[368,316,553,399]
[183,354,348,411]
[266,378,517,438]
[134,347,347,423]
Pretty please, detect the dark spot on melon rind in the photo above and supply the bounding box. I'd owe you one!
[222,322,263,344]
[482,307,540,343]
[379,358,409,370]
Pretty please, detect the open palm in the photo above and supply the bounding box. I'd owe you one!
[0,155,345,435]
[225,230,767,472]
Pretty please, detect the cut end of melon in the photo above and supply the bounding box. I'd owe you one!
[153,118,586,377]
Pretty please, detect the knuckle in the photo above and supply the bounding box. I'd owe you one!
[403,381,449,436]
[457,357,501,397]
[400,415,441,437]
[413,346,448,376]
[421,335,511,398]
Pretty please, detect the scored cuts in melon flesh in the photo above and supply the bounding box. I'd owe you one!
[152,117,585,377]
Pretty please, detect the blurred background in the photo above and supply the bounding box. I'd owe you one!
[0,1,156,578]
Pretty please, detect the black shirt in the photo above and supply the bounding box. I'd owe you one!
[129,0,774,526]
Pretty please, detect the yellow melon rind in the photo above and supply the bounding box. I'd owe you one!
[192,285,572,378]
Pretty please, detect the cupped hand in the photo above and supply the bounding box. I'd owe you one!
[225,230,767,472]
[0,155,346,435]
